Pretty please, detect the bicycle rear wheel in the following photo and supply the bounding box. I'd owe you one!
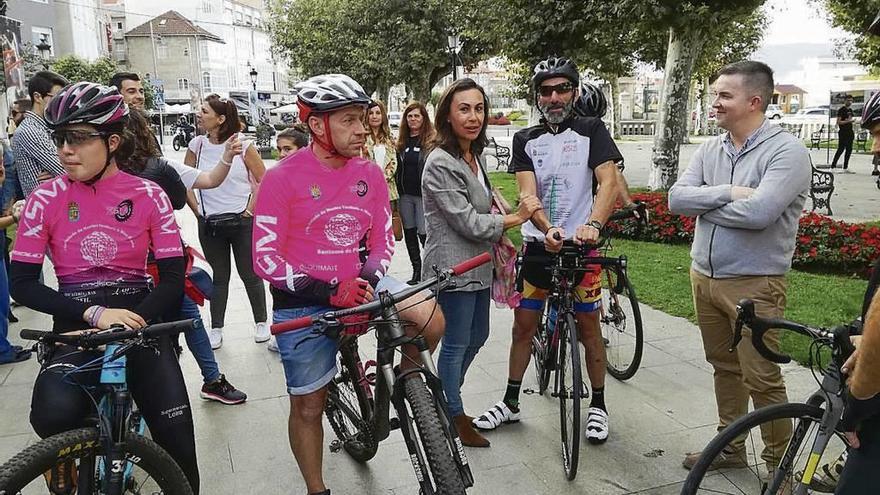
[0,427,193,494]
[325,342,378,463]
[682,402,848,494]
[600,265,643,381]
[531,304,553,395]
[557,311,582,481]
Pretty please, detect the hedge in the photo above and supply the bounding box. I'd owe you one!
[606,192,880,277]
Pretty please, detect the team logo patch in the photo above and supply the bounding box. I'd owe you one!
[324,213,360,247]
[310,184,321,200]
[114,199,133,222]
[67,202,79,222]
[356,180,368,197]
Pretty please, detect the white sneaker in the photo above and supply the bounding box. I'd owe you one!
[267,336,279,353]
[209,328,223,350]
[254,321,270,343]
[585,407,609,444]
[473,401,521,431]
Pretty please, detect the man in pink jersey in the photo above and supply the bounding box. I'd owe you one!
[252,74,445,495]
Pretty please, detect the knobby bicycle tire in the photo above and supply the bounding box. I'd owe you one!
[682,402,845,495]
[601,266,644,381]
[0,427,193,495]
[325,345,378,463]
[557,312,582,481]
[404,374,466,495]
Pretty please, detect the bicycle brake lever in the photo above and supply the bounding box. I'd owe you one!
[729,313,745,352]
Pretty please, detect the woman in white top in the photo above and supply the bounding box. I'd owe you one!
[185,94,268,350]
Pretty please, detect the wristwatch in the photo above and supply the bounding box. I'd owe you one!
[587,220,603,230]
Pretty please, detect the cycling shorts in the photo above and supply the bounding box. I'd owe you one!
[515,242,602,313]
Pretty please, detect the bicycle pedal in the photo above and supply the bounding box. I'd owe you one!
[389,417,401,430]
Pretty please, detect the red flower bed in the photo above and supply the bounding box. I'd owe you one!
[606,192,880,277]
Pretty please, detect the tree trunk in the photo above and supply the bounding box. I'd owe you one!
[700,75,711,136]
[376,83,391,105]
[409,77,431,104]
[649,27,705,191]
[683,79,697,144]
[610,75,622,139]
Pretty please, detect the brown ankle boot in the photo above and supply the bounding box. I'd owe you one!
[454,414,490,448]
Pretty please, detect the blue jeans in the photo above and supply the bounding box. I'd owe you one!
[436,288,490,416]
[0,251,10,355]
[179,295,220,383]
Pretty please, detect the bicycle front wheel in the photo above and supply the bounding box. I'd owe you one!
[0,427,193,494]
[557,311,582,481]
[601,266,643,381]
[682,402,848,494]
[404,374,467,495]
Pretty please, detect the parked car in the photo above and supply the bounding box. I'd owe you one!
[795,107,832,121]
[765,104,783,119]
[388,111,402,129]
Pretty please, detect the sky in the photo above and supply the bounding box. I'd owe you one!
[760,0,851,47]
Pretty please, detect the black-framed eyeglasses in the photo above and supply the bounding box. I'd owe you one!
[538,82,574,97]
[51,129,108,148]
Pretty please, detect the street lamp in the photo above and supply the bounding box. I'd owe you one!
[249,66,258,91]
[447,33,461,81]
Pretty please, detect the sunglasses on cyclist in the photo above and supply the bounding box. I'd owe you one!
[538,82,574,97]
[51,129,109,148]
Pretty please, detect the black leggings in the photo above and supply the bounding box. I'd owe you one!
[197,216,267,328]
[836,416,880,495]
[29,289,200,492]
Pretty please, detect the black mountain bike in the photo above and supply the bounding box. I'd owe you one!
[529,204,646,480]
[271,253,491,495]
[681,299,855,494]
[0,320,197,495]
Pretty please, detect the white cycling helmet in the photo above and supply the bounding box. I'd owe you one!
[296,74,371,122]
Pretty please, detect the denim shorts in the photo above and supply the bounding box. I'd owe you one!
[274,276,408,396]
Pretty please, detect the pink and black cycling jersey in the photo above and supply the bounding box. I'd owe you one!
[11,171,183,290]
[253,146,394,309]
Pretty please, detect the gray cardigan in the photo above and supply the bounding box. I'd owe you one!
[421,147,504,291]
[668,122,810,278]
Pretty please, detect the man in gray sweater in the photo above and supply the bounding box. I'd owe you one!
[668,60,811,472]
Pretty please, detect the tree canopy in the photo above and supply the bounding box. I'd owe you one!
[820,0,880,68]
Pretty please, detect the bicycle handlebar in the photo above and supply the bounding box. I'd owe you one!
[547,202,647,244]
[270,252,492,336]
[732,299,855,364]
[20,319,200,349]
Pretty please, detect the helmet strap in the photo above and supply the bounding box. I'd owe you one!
[83,138,113,186]
[311,113,340,156]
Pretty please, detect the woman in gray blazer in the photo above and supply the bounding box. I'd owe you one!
[422,78,541,448]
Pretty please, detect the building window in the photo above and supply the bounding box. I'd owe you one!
[156,44,168,59]
[202,72,212,92]
[227,66,237,89]
[199,40,209,62]
[31,27,54,56]
[178,78,189,91]
[116,22,123,29]
[201,0,213,13]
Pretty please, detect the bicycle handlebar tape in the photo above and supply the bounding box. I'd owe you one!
[451,252,492,276]
[271,316,314,335]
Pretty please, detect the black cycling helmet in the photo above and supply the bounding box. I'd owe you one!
[574,81,607,118]
[863,91,880,131]
[531,57,580,95]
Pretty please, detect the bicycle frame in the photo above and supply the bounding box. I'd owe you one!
[340,291,474,491]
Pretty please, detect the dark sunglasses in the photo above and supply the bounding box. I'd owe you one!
[539,82,574,97]
[51,129,109,148]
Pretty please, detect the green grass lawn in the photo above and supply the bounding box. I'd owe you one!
[488,172,868,364]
